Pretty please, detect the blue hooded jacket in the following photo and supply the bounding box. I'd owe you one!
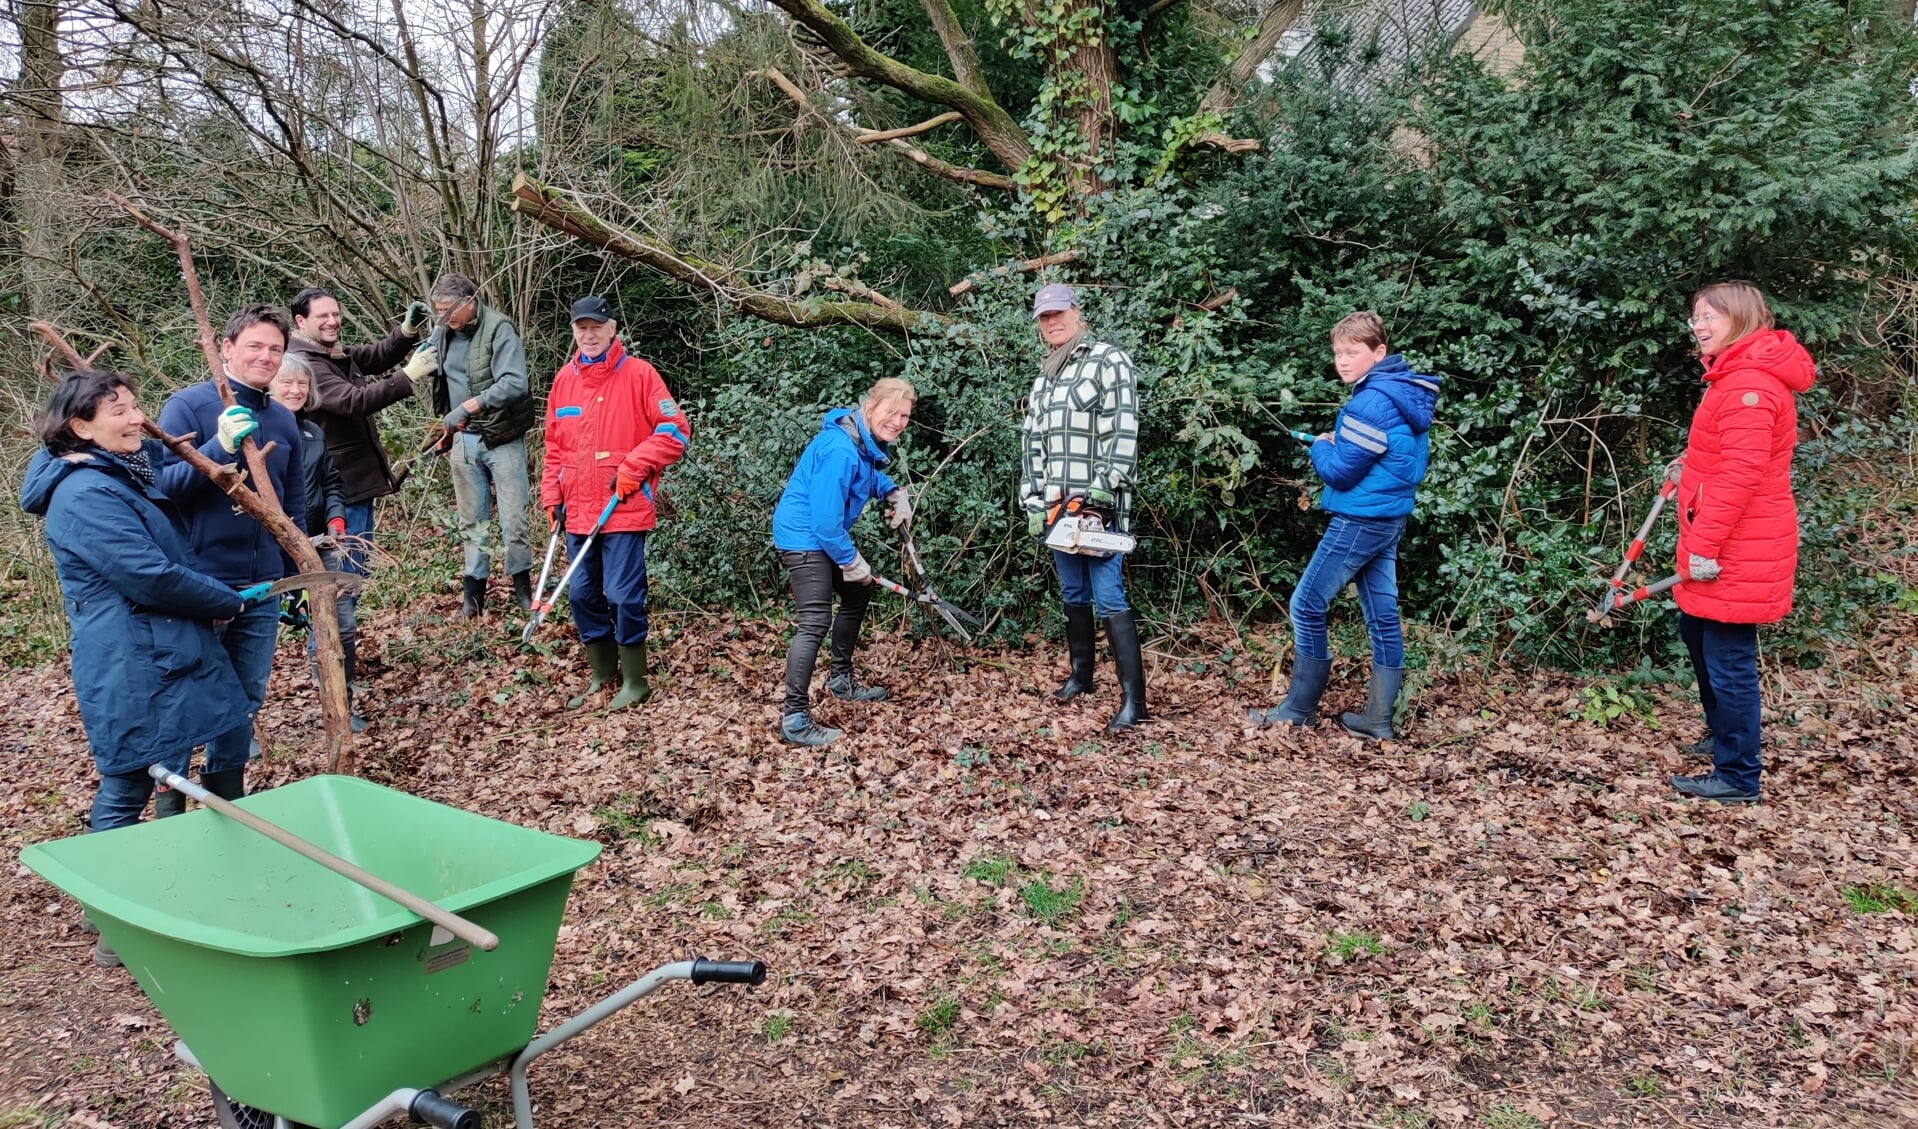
[20,440,249,775]
[157,378,306,585]
[1310,355,1442,519]
[771,408,900,565]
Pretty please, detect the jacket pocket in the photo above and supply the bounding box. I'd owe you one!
[146,614,208,680]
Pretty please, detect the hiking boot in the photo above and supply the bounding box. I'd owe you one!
[1669,772,1759,804]
[780,711,843,747]
[1054,603,1096,702]
[608,642,652,710]
[1103,611,1148,733]
[569,638,620,709]
[1687,732,1714,758]
[511,570,534,613]
[460,575,486,619]
[1250,654,1333,729]
[826,670,888,702]
[1340,666,1404,742]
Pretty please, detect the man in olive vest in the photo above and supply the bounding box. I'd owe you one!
[427,272,536,618]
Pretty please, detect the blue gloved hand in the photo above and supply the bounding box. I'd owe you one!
[237,582,274,607]
[216,406,258,455]
[441,404,472,430]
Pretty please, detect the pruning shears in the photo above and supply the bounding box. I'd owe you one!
[1587,469,1681,624]
[883,528,982,642]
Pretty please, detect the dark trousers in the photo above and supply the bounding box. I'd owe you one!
[568,530,650,646]
[780,550,873,716]
[1679,611,1763,794]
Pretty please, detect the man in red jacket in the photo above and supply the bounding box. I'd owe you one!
[540,296,690,709]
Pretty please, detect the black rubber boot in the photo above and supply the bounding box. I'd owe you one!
[608,642,651,710]
[511,570,534,613]
[152,787,187,818]
[200,767,246,801]
[569,638,620,709]
[780,711,843,747]
[1340,666,1404,741]
[1054,603,1096,702]
[826,670,888,702]
[460,575,486,619]
[1103,611,1148,733]
[1250,655,1333,729]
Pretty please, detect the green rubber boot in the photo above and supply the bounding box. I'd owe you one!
[568,638,621,709]
[608,642,652,710]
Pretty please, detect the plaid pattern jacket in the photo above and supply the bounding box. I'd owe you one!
[1018,339,1141,532]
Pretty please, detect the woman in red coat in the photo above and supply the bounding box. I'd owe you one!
[1668,281,1815,804]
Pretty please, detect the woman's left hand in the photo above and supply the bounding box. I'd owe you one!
[886,488,913,530]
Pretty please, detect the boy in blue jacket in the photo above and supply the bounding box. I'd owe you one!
[1253,312,1441,739]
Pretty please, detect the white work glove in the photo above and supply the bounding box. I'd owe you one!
[1664,458,1684,486]
[1686,553,1721,582]
[840,551,873,584]
[886,488,913,530]
[403,344,438,381]
[215,406,258,454]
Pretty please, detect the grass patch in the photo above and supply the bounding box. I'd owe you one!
[1326,931,1384,959]
[1018,875,1085,926]
[962,854,1013,887]
[1842,883,1917,914]
[1624,1073,1662,1097]
[761,1011,793,1041]
[1481,1104,1542,1129]
[916,995,960,1038]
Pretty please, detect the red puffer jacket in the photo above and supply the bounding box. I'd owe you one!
[539,339,690,535]
[1674,329,1815,624]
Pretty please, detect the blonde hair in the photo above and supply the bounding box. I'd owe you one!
[1330,311,1389,351]
[1691,281,1773,350]
[862,377,917,414]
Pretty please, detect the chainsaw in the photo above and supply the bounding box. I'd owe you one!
[1043,495,1135,556]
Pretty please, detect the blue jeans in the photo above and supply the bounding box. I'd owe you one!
[341,499,375,576]
[1679,612,1763,794]
[1290,514,1406,667]
[449,434,532,579]
[91,766,176,832]
[204,600,279,773]
[568,531,650,646]
[1051,550,1129,617]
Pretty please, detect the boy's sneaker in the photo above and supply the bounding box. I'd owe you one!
[1669,772,1759,804]
[780,712,843,747]
[825,672,888,702]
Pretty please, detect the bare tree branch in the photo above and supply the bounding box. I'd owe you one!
[855,111,963,143]
[948,251,1080,297]
[760,67,1014,190]
[509,172,943,333]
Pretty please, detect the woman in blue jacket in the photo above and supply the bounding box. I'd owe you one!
[20,371,254,833]
[770,378,916,746]
[1252,313,1441,739]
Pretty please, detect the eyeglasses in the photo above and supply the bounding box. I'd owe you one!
[1687,313,1725,327]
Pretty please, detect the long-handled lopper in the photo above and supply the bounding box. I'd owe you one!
[893,526,984,641]
[521,494,619,644]
[1588,468,1681,624]
[871,573,982,642]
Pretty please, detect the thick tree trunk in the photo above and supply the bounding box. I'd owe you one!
[15,0,74,322]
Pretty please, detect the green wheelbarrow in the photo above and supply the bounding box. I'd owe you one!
[20,773,766,1129]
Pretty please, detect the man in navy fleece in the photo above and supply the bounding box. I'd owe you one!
[158,303,306,799]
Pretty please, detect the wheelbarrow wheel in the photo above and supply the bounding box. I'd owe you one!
[209,1078,312,1129]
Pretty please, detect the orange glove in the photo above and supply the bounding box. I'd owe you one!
[327,516,347,538]
[614,469,644,501]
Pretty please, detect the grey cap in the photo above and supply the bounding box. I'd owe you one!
[1032,283,1078,317]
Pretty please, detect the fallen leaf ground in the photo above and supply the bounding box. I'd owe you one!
[3,543,1916,1128]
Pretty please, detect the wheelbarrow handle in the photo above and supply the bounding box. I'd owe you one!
[692,958,768,985]
[148,767,500,952]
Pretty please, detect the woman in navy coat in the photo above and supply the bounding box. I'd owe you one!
[20,371,253,833]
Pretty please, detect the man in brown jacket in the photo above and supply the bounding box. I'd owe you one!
[287,286,438,567]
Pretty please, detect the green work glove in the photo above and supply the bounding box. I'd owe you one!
[1028,510,1046,539]
[1087,487,1116,508]
[216,406,258,455]
[402,344,438,381]
[401,300,432,336]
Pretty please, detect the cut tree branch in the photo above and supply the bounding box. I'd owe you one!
[949,250,1079,297]
[510,172,943,333]
[100,193,356,774]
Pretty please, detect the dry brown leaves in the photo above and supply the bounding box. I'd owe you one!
[2,589,1916,1128]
